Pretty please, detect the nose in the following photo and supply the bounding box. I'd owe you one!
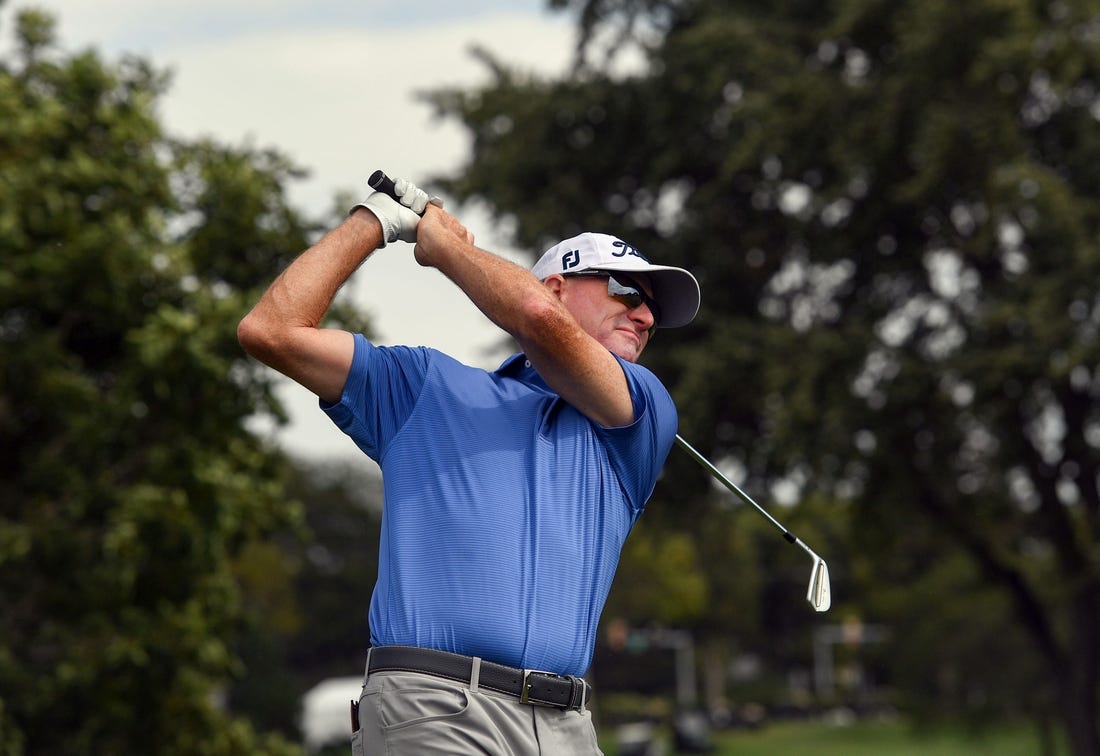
[630,302,657,338]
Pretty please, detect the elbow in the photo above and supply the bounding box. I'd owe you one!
[522,295,557,326]
[237,311,277,362]
[515,293,574,346]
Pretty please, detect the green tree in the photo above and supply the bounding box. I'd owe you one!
[228,459,383,740]
[0,7,364,753]
[424,0,1100,752]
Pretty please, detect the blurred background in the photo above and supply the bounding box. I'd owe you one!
[2,0,1098,754]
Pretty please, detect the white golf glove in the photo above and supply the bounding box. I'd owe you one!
[350,178,441,246]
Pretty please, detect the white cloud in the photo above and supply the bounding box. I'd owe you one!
[157,16,572,211]
[15,0,564,50]
[8,1,576,460]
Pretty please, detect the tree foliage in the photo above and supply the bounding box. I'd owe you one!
[0,8,361,753]
[425,0,1100,752]
[227,459,383,741]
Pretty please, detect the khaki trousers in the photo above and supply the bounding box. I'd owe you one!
[351,669,603,756]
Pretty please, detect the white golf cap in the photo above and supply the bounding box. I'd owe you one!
[531,232,701,328]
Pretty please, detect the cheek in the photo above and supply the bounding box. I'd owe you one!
[563,293,603,331]
[580,310,612,337]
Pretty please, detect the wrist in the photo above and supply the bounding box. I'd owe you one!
[346,207,387,249]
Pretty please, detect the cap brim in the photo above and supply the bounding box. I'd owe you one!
[593,261,701,328]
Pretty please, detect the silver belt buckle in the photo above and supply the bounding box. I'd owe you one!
[519,669,536,704]
[520,669,553,706]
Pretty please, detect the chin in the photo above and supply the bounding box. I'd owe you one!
[602,330,644,362]
[612,343,642,363]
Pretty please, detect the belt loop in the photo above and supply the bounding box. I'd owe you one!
[469,656,481,693]
[363,647,374,684]
[566,675,585,712]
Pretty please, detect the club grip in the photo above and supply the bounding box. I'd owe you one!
[368,169,435,218]
[367,169,399,202]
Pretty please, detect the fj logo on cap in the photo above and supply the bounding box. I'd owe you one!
[561,249,581,270]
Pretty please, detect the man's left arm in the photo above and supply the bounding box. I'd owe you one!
[413,206,636,428]
[599,359,679,503]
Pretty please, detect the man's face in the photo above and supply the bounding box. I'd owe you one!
[558,272,658,363]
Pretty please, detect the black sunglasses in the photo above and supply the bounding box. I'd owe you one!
[564,271,661,336]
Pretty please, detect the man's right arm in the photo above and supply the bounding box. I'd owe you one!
[237,210,381,403]
[237,182,431,404]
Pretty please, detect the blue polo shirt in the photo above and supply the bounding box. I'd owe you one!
[322,334,677,675]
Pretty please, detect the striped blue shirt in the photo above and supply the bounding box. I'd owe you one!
[322,334,677,675]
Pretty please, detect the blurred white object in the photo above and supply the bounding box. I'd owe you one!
[300,676,363,752]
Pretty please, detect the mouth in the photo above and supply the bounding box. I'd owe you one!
[614,327,646,352]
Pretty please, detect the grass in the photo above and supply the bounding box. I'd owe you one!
[599,716,1061,756]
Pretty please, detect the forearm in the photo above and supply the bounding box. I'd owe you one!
[417,211,632,425]
[422,228,564,344]
[243,210,382,333]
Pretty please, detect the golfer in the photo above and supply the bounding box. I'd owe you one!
[238,177,700,754]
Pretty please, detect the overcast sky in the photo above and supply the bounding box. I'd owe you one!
[8,1,579,460]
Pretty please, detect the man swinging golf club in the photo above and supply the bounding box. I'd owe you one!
[238,175,701,754]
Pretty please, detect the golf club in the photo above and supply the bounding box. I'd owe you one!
[365,170,831,611]
[675,435,831,612]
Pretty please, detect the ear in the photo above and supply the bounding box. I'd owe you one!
[542,274,566,299]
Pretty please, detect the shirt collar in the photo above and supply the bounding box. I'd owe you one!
[495,353,551,391]
[495,353,528,376]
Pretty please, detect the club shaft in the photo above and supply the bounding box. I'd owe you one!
[675,434,801,546]
[368,168,828,599]
[368,171,821,561]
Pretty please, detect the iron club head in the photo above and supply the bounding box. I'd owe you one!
[808,555,831,612]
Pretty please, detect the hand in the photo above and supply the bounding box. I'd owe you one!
[350,178,441,246]
[413,204,475,268]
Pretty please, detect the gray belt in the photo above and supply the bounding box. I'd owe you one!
[367,646,590,712]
